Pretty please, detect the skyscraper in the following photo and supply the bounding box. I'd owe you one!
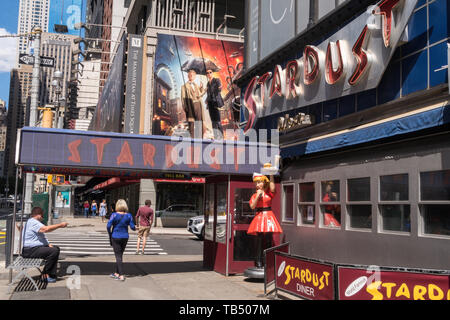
[17,0,50,56]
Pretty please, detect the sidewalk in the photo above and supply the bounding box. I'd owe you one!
[1,215,280,300]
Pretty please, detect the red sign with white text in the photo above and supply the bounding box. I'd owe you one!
[275,253,334,300]
[338,266,450,300]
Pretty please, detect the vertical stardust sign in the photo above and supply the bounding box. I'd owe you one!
[275,252,334,300]
[338,266,450,300]
[124,34,144,134]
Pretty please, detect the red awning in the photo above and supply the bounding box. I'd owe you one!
[94,177,140,190]
[154,177,205,184]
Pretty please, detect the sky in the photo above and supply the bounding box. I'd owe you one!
[0,0,19,108]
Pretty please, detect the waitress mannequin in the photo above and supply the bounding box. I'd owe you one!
[248,172,283,268]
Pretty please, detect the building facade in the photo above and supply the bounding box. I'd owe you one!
[4,65,34,179]
[0,99,7,177]
[17,0,50,57]
[238,0,450,271]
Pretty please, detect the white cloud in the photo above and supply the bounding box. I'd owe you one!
[0,28,17,73]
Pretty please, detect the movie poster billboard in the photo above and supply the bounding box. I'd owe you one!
[89,33,126,132]
[152,34,244,140]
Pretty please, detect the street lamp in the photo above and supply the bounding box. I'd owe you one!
[51,70,64,128]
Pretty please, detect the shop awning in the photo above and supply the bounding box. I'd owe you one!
[16,127,279,177]
[281,103,450,158]
[93,177,140,190]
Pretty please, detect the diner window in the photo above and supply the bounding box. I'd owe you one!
[298,182,315,225]
[347,177,372,230]
[283,185,294,222]
[379,174,410,233]
[320,180,341,228]
[419,170,450,237]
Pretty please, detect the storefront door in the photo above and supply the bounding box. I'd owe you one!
[203,176,282,276]
[227,180,260,274]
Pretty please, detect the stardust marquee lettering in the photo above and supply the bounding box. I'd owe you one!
[243,0,413,133]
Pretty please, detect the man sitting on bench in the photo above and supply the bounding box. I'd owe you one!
[21,207,68,283]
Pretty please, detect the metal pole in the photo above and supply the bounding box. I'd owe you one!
[8,167,20,283]
[23,27,42,216]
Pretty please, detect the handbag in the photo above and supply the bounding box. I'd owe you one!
[109,214,126,246]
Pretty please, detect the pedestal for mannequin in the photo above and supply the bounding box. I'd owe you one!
[244,233,266,279]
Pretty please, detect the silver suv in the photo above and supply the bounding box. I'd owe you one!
[187,215,205,239]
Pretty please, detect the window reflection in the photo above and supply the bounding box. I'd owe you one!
[380,174,408,201]
[234,188,254,224]
[204,184,215,241]
[380,205,411,232]
[215,183,228,244]
[420,170,450,201]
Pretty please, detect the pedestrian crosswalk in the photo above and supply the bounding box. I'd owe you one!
[46,231,168,256]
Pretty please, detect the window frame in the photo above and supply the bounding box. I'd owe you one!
[319,179,342,230]
[418,170,450,239]
[378,173,411,235]
[346,177,373,232]
[281,183,295,223]
[298,182,316,227]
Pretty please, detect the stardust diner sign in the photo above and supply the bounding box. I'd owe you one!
[16,127,279,176]
[243,0,418,133]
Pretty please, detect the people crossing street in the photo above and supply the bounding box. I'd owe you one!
[45,230,166,256]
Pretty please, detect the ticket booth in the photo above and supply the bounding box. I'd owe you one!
[203,175,281,276]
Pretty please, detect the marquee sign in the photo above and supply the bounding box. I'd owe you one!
[16,127,279,177]
[242,0,418,133]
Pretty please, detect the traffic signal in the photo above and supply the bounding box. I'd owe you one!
[54,175,65,184]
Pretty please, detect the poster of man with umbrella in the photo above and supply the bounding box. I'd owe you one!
[153,34,244,140]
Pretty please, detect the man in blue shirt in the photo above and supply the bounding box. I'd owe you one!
[21,207,68,283]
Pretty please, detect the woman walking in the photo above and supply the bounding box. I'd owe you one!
[91,200,97,217]
[107,199,136,281]
[99,199,107,223]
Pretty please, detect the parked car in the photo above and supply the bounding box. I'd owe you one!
[156,204,199,227]
[187,215,227,240]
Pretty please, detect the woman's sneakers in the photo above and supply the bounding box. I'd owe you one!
[110,273,125,281]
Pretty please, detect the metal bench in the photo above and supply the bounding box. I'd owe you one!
[7,256,44,293]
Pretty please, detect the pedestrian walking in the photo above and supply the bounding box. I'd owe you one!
[21,207,68,283]
[99,199,107,223]
[135,200,154,255]
[91,200,97,217]
[83,201,90,218]
[107,199,136,281]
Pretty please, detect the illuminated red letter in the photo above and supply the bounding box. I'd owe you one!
[349,25,371,86]
[90,138,111,165]
[303,46,320,85]
[209,148,221,170]
[116,141,134,166]
[243,76,259,133]
[373,0,401,47]
[165,144,175,168]
[286,60,302,98]
[269,65,284,98]
[68,139,82,163]
[325,41,344,85]
[143,143,156,167]
[257,72,272,103]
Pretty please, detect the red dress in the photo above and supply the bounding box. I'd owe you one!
[247,190,283,235]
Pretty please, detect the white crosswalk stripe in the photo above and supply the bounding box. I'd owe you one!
[46,231,168,256]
